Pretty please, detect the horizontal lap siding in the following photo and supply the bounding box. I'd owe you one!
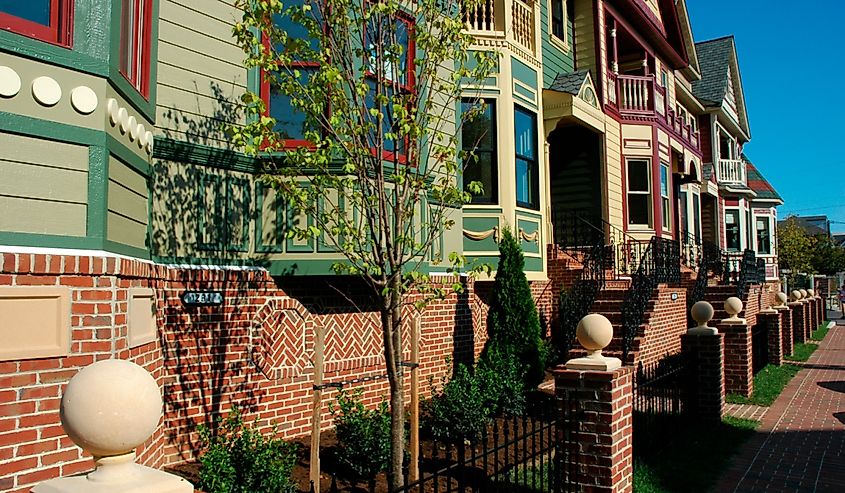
[0,132,88,237]
[540,0,575,87]
[107,157,149,250]
[156,0,247,148]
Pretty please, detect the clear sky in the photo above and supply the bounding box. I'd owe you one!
[687,0,845,233]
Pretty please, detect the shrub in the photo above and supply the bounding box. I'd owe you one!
[484,228,546,387]
[197,408,297,493]
[423,363,492,442]
[330,388,392,480]
[476,346,525,417]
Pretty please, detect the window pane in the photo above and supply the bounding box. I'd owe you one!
[628,194,650,226]
[514,107,536,159]
[516,158,532,206]
[119,0,135,81]
[756,218,771,254]
[726,210,740,251]
[693,194,701,240]
[462,99,497,204]
[270,69,315,141]
[627,160,649,192]
[662,197,670,230]
[0,0,51,26]
[366,15,411,84]
[551,0,564,39]
[660,165,669,197]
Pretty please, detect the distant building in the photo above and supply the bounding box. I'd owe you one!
[778,215,831,237]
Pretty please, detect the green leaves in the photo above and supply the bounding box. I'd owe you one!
[330,389,394,479]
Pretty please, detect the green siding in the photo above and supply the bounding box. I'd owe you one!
[511,57,538,89]
[540,0,576,87]
[107,156,149,251]
[0,132,88,237]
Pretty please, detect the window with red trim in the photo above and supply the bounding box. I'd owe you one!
[262,0,324,149]
[364,12,415,162]
[0,0,73,46]
[119,0,153,98]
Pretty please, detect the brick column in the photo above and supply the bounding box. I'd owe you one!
[776,306,793,356]
[555,368,634,493]
[719,320,753,398]
[789,302,805,344]
[801,300,812,340]
[818,296,826,325]
[806,298,817,334]
[681,332,725,422]
[757,310,784,366]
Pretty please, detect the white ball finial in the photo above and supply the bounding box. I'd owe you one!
[565,314,621,371]
[724,297,743,322]
[799,289,808,300]
[689,301,718,335]
[61,359,161,458]
[775,292,788,307]
[790,290,801,302]
[807,288,815,297]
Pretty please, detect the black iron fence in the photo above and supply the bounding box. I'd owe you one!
[632,354,691,457]
[751,323,769,375]
[316,395,580,493]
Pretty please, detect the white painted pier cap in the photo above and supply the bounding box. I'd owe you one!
[564,313,622,371]
[32,359,192,493]
[688,301,717,335]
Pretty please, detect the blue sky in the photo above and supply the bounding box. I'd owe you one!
[687,1,845,233]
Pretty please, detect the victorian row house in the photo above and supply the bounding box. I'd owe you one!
[0,1,781,491]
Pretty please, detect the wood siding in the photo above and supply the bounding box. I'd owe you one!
[540,0,575,87]
[0,132,88,237]
[107,157,149,250]
[155,0,247,148]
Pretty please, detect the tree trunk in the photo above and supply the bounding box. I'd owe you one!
[382,281,406,491]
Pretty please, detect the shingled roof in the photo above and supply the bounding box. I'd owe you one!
[744,155,782,204]
[692,36,733,106]
[549,70,590,95]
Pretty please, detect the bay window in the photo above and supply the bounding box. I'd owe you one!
[461,98,497,204]
[119,0,153,97]
[725,209,741,251]
[514,106,539,210]
[756,216,771,255]
[660,163,670,231]
[0,0,72,46]
[626,159,652,227]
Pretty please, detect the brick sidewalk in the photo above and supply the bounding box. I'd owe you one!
[714,323,845,493]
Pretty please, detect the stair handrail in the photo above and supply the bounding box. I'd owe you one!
[594,217,652,279]
[620,236,681,361]
[735,249,758,299]
[687,239,725,317]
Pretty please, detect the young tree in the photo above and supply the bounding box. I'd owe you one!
[483,228,545,387]
[777,217,813,282]
[232,0,495,487]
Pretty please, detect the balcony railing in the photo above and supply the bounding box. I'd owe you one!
[464,0,536,54]
[607,72,701,151]
[717,159,746,185]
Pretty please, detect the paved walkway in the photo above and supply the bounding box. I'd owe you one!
[725,402,769,421]
[714,320,845,493]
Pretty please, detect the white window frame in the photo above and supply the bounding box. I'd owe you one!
[660,162,671,232]
[548,0,569,51]
[755,215,772,255]
[626,158,653,229]
[725,208,742,252]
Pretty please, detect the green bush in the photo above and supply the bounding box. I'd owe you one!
[485,228,546,387]
[197,408,297,493]
[330,389,392,480]
[423,363,493,442]
[476,347,525,417]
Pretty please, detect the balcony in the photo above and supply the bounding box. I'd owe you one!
[464,0,537,55]
[606,72,701,152]
[716,159,746,185]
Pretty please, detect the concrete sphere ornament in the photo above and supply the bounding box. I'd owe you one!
[724,297,743,321]
[691,301,714,326]
[576,313,613,355]
[799,289,808,299]
[791,290,801,302]
[60,359,162,458]
[776,292,788,307]
[807,289,815,297]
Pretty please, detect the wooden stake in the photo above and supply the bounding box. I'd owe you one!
[310,324,326,491]
[409,315,421,482]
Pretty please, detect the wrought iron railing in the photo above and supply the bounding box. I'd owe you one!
[553,210,607,354]
[680,231,701,270]
[733,249,758,299]
[621,236,681,360]
[687,240,724,317]
[633,354,691,457]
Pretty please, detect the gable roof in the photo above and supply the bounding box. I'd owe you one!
[692,36,751,138]
[674,0,700,80]
[743,155,783,204]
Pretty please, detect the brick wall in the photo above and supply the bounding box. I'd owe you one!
[635,285,688,367]
[720,321,753,398]
[3,250,547,492]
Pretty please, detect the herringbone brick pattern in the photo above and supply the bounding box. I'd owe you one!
[714,322,845,493]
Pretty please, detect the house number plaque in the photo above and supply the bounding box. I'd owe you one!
[181,291,224,307]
